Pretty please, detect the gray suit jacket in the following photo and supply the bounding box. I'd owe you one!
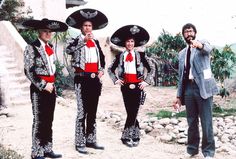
[177,40,219,100]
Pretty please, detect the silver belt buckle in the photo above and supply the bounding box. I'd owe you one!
[90,73,96,78]
[129,84,135,89]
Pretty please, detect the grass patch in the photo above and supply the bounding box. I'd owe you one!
[0,144,23,159]
[149,107,236,119]
[213,106,236,117]
[147,110,186,119]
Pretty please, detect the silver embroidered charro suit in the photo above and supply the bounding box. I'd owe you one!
[24,39,57,157]
[66,34,105,72]
[24,39,56,90]
[108,50,154,144]
[108,51,153,84]
[66,35,105,148]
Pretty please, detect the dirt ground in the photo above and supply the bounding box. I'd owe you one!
[0,83,234,159]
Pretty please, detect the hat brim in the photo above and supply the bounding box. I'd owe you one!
[22,19,68,32]
[110,25,149,47]
[66,8,108,30]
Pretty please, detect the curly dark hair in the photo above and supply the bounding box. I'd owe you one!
[182,23,197,35]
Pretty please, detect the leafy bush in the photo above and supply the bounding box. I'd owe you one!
[55,60,73,96]
[211,46,236,98]
[146,30,185,86]
[19,29,38,44]
[0,0,32,24]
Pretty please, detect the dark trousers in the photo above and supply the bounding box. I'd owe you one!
[74,75,102,147]
[120,83,141,142]
[30,84,56,157]
[184,81,215,157]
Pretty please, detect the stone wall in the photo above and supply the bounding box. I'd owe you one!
[0,21,27,73]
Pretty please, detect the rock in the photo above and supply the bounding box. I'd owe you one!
[172,128,179,134]
[153,123,164,129]
[149,117,158,123]
[215,140,222,149]
[178,127,186,132]
[56,96,68,107]
[140,122,149,129]
[107,118,117,125]
[178,120,187,128]
[170,118,179,125]
[165,124,174,130]
[224,117,233,123]
[177,132,187,139]
[213,126,218,136]
[177,138,187,144]
[110,112,122,117]
[160,135,173,143]
[221,134,230,143]
[169,132,177,139]
[145,125,153,133]
[111,114,121,122]
[159,118,170,126]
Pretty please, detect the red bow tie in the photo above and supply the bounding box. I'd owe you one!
[86,39,95,48]
[125,52,133,62]
[45,44,54,56]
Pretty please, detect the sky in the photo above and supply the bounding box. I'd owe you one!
[68,0,236,46]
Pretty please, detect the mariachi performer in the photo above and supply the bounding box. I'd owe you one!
[65,8,107,154]
[23,18,68,159]
[108,25,154,147]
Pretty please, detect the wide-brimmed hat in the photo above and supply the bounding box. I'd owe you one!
[110,25,150,47]
[22,18,68,32]
[66,8,108,30]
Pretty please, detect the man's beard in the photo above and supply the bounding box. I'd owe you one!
[184,35,196,44]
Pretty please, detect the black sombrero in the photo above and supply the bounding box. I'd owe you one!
[22,18,68,32]
[66,8,108,30]
[110,25,150,47]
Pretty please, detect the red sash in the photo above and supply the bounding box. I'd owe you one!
[39,75,55,83]
[124,74,141,83]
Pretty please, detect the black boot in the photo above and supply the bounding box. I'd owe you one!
[31,156,45,159]
[86,143,104,150]
[76,146,88,154]
[44,151,62,158]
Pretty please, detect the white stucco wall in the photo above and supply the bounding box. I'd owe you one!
[24,0,67,21]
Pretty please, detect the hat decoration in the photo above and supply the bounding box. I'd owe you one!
[110,25,149,47]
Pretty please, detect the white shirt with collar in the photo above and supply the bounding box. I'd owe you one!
[81,34,98,63]
[38,38,56,75]
[123,50,137,74]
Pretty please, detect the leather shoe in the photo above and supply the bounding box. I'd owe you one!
[44,151,62,158]
[76,146,88,154]
[132,141,139,147]
[31,157,45,159]
[86,143,104,150]
[122,140,133,147]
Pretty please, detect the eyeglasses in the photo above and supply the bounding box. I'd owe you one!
[184,29,194,34]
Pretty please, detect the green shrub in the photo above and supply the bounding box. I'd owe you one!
[19,29,38,44]
[55,60,73,96]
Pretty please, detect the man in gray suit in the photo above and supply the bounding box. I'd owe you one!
[174,23,218,159]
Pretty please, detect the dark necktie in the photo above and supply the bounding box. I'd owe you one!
[185,46,191,79]
[45,44,54,56]
[125,52,133,62]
